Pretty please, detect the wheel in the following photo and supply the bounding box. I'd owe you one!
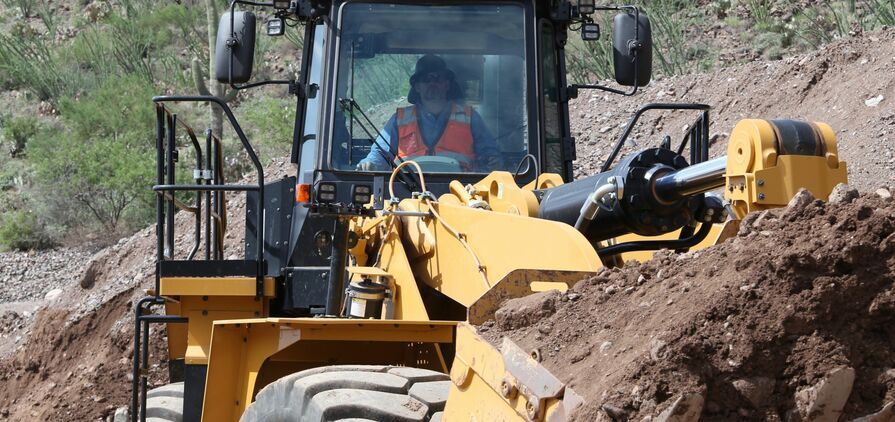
[144,382,184,422]
[241,365,451,422]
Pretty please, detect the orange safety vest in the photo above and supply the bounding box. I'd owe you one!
[396,104,475,169]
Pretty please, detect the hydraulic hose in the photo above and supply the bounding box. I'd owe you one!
[597,221,713,257]
[573,182,619,232]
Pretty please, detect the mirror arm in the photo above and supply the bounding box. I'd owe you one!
[567,5,644,98]
[229,80,304,97]
[568,47,641,97]
[229,0,276,7]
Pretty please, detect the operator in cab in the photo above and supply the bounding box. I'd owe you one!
[356,55,502,172]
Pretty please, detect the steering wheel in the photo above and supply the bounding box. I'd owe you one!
[402,155,463,173]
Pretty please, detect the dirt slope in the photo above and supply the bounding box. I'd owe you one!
[0,158,293,421]
[570,28,895,192]
[483,189,895,421]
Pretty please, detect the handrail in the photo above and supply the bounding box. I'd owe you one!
[601,103,711,172]
[152,94,266,297]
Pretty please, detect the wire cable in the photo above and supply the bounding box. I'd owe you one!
[388,160,427,201]
[385,161,489,288]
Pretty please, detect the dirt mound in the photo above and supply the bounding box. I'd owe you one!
[570,28,895,193]
[0,158,293,421]
[482,189,895,421]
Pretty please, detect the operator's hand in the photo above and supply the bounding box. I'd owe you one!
[356,161,375,171]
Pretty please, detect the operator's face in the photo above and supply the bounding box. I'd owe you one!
[414,72,450,103]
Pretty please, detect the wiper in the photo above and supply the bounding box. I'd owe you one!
[338,97,420,192]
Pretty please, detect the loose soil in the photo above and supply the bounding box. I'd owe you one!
[482,191,895,421]
[0,158,294,421]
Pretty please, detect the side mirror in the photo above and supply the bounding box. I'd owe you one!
[215,11,257,84]
[612,11,652,87]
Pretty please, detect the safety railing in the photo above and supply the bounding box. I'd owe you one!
[601,103,712,172]
[131,95,266,422]
[151,95,265,296]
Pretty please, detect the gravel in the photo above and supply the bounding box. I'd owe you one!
[0,247,99,303]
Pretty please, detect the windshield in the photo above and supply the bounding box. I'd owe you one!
[332,2,528,174]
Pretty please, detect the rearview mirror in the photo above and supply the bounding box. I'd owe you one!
[215,11,256,84]
[612,11,652,87]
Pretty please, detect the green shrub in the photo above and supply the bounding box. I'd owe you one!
[239,96,297,163]
[0,32,73,100]
[0,0,32,18]
[0,158,31,193]
[0,210,55,251]
[2,115,39,158]
[26,75,157,232]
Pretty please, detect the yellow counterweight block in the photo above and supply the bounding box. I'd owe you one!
[725,119,848,219]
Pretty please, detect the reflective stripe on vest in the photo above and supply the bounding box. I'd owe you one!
[396,104,475,168]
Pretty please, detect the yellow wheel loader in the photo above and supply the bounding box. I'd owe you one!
[131,1,848,421]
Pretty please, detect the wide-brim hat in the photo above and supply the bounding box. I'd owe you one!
[408,54,464,104]
[410,54,455,84]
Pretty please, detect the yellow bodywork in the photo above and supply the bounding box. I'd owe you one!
[203,318,455,421]
[154,119,849,421]
[724,119,847,218]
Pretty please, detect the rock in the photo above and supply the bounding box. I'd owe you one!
[569,348,591,363]
[752,210,776,228]
[599,341,613,354]
[80,256,103,289]
[655,393,705,422]
[602,403,628,420]
[112,407,129,422]
[783,189,816,220]
[865,95,885,107]
[828,183,859,204]
[850,401,895,422]
[567,292,582,301]
[732,377,775,408]
[876,188,892,200]
[649,339,668,361]
[738,212,760,236]
[44,289,63,301]
[795,367,855,422]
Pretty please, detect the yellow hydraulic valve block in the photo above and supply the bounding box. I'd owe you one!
[725,119,848,219]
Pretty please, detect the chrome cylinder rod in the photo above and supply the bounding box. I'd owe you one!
[654,156,727,202]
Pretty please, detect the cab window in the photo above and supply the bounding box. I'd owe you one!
[332,3,528,174]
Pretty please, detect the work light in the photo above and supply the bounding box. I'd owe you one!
[317,182,337,203]
[352,184,372,206]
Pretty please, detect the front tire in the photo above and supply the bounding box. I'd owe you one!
[241,365,451,422]
[144,382,184,421]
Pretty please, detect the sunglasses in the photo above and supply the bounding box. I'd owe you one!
[418,72,449,83]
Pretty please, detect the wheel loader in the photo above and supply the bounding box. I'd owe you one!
[131,0,848,421]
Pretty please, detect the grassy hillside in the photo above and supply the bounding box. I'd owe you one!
[0,0,300,248]
[569,0,895,83]
[0,0,893,250]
